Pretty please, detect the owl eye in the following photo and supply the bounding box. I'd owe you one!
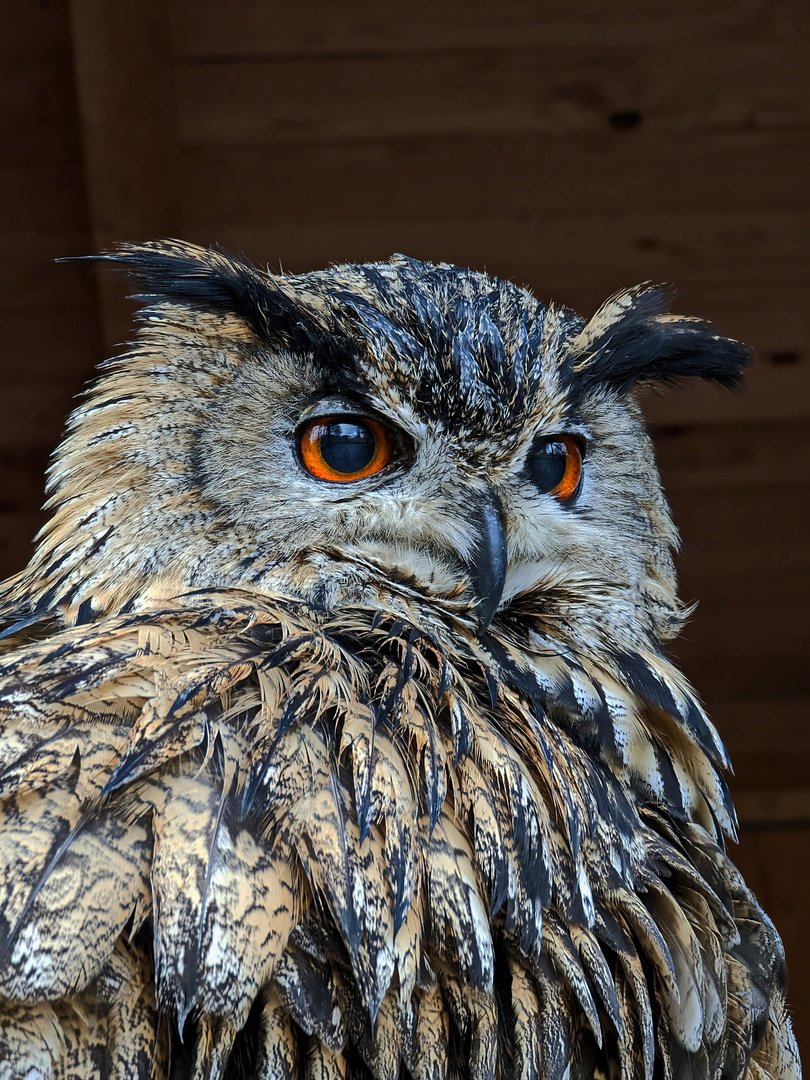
[297,415,394,482]
[525,435,583,502]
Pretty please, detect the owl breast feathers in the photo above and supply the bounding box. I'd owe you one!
[0,242,800,1080]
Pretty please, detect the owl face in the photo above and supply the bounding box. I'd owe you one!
[12,244,749,656]
[193,333,656,647]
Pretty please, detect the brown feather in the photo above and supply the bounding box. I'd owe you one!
[0,244,797,1080]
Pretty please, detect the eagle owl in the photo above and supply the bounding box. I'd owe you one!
[0,242,800,1080]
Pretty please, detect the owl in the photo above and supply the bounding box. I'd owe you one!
[0,241,800,1080]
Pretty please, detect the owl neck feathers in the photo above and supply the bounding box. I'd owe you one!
[3,397,733,853]
[0,586,754,1079]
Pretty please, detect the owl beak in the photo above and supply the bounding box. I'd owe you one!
[463,495,508,629]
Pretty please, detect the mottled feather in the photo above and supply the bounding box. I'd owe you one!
[0,243,798,1080]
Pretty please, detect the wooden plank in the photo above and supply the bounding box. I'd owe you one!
[0,307,100,384]
[654,418,810,488]
[0,233,101,312]
[734,789,810,827]
[669,481,808,588]
[68,0,177,350]
[0,512,46,581]
[175,42,810,147]
[664,468,809,706]
[0,160,89,237]
[639,362,810,427]
[0,447,53,509]
[178,131,810,230]
[0,6,95,297]
[0,0,73,62]
[672,572,809,647]
[0,384,80,452]
[0,66,90,228]
[705,699,810,791]
[183,212,809,306]
[631,426,808,780]
[0,453,50,579]
[168,0,797,58]
[679,643,810,710]
[0,0,98,576]
[653,424,808,695]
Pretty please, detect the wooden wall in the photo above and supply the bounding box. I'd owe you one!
[1,0,808,1060]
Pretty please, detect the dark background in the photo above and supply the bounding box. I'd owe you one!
[1,0,808,1057]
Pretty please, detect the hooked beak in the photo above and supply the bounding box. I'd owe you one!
[462,495,508,629]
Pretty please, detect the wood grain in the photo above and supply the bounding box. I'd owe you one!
[68,0,177,348]
[167,0,800,57]
[177,132,810,227]
[174,43,810,146]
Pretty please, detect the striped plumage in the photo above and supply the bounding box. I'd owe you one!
[0,242,801,1080]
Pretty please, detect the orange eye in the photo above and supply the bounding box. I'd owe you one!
[297,415,394,482]
[524,434,583,502]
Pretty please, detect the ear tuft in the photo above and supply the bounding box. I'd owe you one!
[568,284,753,394]
[87,240,282,336]
[77,239,343,360]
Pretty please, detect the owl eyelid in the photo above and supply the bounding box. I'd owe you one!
[533,432,588,457]
[298,395,374,423]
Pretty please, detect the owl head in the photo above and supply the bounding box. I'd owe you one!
[7,242,750,662]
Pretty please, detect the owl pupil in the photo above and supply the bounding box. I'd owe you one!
[320,422,376,474]
[526,439,568,493]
